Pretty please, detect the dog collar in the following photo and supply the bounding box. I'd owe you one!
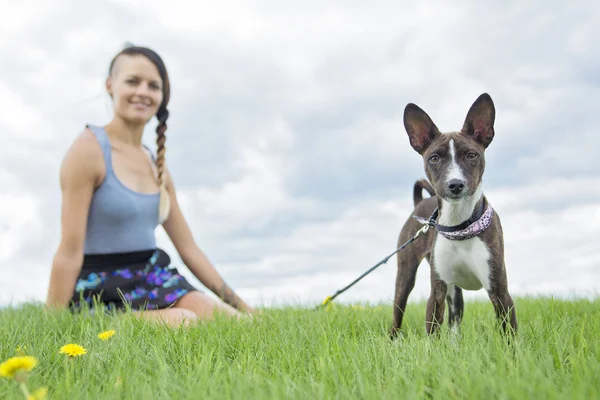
[413,200,494,240]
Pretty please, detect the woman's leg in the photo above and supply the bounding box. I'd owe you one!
[174,291,243,320]
[132,307,198,327]
[126,291,244,327]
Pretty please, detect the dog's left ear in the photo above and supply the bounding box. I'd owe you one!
[404,103,441,155]
[461,93,496,148]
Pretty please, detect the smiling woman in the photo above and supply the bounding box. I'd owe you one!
[45,44,256,326]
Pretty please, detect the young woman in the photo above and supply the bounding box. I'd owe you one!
[45,45,256,325]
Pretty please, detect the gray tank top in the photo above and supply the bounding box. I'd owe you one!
[83,124,160,255]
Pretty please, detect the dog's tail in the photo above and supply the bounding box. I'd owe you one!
[413,179,435,207]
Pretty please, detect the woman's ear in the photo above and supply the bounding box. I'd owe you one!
[105,77,113,98]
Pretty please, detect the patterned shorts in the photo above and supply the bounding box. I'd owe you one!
[70,248,198,312]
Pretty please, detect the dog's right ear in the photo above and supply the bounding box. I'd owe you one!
[403,103,440,155]
[461,93,496,148]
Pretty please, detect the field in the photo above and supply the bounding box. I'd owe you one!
[1,296,599,399]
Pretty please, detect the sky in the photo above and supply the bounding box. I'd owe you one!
[1,0,599,310]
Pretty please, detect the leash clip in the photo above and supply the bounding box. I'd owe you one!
[414,223,430,238]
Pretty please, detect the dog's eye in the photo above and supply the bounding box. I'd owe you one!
[466,152,478,160]
[429,155,441,163]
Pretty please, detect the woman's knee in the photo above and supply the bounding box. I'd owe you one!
[175,291,240,319]
[135,307,197,326]
[174,307,197,321]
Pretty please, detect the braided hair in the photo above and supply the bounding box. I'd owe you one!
[155,105,170,223]
[109,43,172,223]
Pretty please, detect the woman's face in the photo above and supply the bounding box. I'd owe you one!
[106,54,164,125]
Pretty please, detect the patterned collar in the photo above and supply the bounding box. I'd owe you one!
[413,199,494,241]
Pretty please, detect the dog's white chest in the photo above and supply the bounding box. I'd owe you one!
[432,235,491,291]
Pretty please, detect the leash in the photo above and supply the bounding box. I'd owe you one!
[318,221,433,309]
[318,198,493,309]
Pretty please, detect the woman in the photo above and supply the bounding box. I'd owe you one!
[45,44,256,325]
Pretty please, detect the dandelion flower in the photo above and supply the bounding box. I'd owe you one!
[98,330,116,341]
[59,344,87,358]
[0,356,38,380]
[28,387,48,400]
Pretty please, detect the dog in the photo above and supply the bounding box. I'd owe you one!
[390,93,517,339]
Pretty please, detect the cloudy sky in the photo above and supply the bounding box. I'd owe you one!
[1,0,599,310]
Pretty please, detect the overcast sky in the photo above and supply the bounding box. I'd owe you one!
[1,0,599,309]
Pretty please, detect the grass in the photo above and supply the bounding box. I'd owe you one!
[1,296,599,399]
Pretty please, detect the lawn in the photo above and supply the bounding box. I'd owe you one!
[1,296,598,399]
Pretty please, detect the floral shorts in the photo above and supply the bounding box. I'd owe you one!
[71,248,198,312]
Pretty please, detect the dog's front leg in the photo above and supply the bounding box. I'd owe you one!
[390,252,421,339]
[488,266,518,337]
[488,290,517,336]
[425,271,448,336]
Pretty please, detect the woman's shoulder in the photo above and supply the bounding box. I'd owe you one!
[64,127,100,157]
[66,124,106,153]
[60,126,106,183]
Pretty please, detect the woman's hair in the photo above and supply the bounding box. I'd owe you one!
[108,44,171,223]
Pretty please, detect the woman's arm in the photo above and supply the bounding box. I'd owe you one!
[160,167,255,313]
[46,131,103,310]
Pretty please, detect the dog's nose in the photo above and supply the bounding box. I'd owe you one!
[448,179,465,195]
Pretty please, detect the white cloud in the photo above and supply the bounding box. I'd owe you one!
[0,82,44,139]
[0,0,63,36]
[0,194,41,261]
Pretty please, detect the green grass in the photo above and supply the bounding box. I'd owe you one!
[1,296,599,399]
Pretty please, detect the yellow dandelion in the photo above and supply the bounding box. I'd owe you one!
[98,329,116,341]
[59,343,87,358]
[0,356,38,380]
[27,387,48,400]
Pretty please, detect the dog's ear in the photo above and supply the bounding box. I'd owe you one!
[461,93,495,148]
[404,103,440,155]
